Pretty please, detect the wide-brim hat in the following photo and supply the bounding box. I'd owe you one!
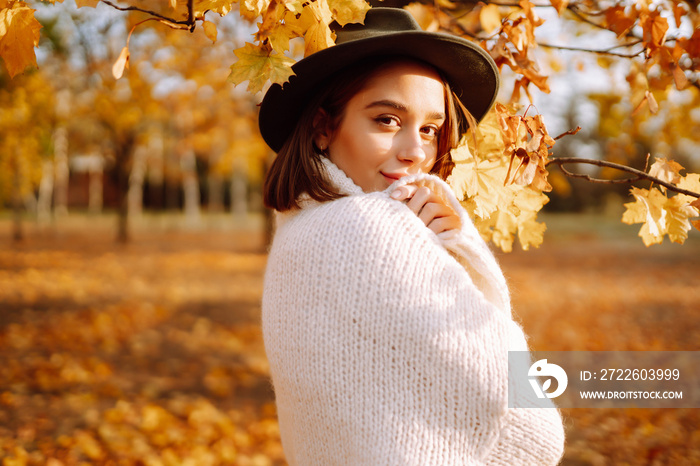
[259,7,500,153]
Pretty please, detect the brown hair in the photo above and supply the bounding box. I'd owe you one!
[263,56,473,212]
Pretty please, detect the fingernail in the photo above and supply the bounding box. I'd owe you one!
[390,190,401,199]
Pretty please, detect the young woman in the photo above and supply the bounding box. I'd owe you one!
[259,8,565,465]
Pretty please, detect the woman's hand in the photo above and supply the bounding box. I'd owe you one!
[391,184,461,235]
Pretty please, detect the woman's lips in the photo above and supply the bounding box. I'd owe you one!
[381,172,406,181]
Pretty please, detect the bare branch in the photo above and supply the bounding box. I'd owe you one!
[537,42,644,58]
[99,0,195,30]
[547,157,700,198]
[553,126,581,141]
[187,0,195,32]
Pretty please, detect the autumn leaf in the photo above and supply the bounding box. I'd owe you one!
[0,1,42,78]
[622,187,668,246]
[240,0,270,21]
[549,0,568,16]
[112,46,129,79]
[664,195,698,244]
[672,63,689,90]
[605,6,636,38]
[677,174,700,204]
[194,0,237,16]
[513,188,549,250]
[287,0,335,57]
[479,4,501,34]
[202,20,217,43]
[648,157,683,191]
[228,42,295,94]
[639,10,668,52]
[327,0,369,27]
[632,90,658,115]
[448,107,550,252]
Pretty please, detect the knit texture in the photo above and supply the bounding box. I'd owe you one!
[262,158,565,465]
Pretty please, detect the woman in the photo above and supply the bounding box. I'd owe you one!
[259,8,565,465]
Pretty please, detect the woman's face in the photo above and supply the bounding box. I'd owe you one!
[315,61,446,192]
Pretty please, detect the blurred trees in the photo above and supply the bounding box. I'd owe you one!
[0,0,699,247]
[0,1,269,241]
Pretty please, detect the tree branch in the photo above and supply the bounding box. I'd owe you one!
[537,41,644,58]
[99,0,195,30]
[546,157,700,198]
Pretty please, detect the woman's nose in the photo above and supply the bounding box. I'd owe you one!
[396,129,427,164]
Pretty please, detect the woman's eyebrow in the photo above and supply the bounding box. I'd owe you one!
[365,100,446,121]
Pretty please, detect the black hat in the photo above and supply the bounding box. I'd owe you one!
[258,7,500,153]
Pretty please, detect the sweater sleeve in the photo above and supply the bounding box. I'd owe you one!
[262,192,564,466]
[386,173,511,314]
[386,174,566,465]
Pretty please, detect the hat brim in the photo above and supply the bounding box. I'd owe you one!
[259,31,499,153]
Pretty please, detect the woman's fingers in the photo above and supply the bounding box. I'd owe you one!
[405,187,433,216]
[390,184,461,234]
[390,184,417,201]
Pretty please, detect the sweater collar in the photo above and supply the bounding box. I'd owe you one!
[319,157,364,196]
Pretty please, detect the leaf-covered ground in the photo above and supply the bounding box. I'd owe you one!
[1,214,698,465]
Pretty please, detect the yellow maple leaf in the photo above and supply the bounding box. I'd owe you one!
[648,157,683,190]
[513,187,548,250]
[451,155,511,219]
[241,0,270,21]
[327,0,369,26]
[194,0,237,16]
[664,196,697,244]
[517,210,547,250]
[676,173,700,205]
[0,1,42,78]
[303,19,334,57]
[285,0,334,57]
[490,209,518,253]
[622,187,668,246]
[228,42,295,94]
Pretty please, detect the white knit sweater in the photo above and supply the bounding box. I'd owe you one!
[262,158,565,465]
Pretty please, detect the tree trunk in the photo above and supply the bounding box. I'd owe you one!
[113,135,135,243]
[88,156,103,215]
[208,173,224,213]
[11,149,23,243]
[148,132,165,210]
[128,146,147,220]
[37,159,54,226]
[181,148,201,227]
[230,156,248,218]
[53,126,69,217]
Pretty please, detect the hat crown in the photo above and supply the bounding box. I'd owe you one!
[334,8,422,45]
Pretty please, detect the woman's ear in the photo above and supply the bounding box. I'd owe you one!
[312,108,331,152]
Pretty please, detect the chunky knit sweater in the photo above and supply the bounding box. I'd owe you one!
[262,158,565,465]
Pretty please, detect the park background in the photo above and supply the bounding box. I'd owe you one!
[1,0,700,464]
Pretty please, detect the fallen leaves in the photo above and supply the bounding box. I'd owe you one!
[0,236,280,465]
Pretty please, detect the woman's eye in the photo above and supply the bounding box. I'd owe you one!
[375,115,399,127]
[421,126,439,138]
